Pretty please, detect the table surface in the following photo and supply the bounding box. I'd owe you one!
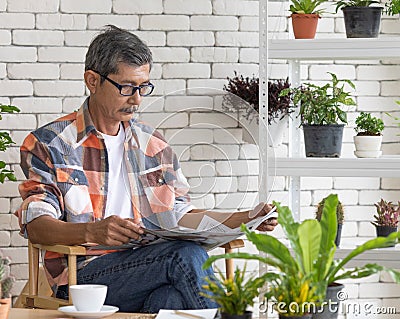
[9,308,156,319]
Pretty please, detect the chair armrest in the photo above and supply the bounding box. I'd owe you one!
[31,243,87,255]
[221,239,245,250]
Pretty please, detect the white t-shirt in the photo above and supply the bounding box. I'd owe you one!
[101,125,134,219]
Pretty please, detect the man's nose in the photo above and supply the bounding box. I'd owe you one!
[128,90,142,105]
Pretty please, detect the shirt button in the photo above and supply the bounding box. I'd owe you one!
[74,178,79,182]
[158,178,164,183]
[100,186,104,190]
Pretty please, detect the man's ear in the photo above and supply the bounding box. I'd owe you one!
[84,70,99,94]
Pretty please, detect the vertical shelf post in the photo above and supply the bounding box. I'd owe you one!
[259,1,269,318]
[288,60,301,220]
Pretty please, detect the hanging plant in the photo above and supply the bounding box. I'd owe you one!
[222,72,295,125]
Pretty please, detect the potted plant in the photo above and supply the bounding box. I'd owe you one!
[201,265,264,319]
[335,0,383,38]
[371,199,399,244]
[0,255,15,319]
[222,73,295,146]
[316,195,344,247]
[204,194,400,319]
[385,0,400,15]
[280,72,356,157]
[289,0,327,39]
[353,112,384,158]
[0,104,20,183]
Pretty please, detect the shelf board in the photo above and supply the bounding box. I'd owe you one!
[269,157,400,177]
[335,245,400,268]
[268,38,400,60]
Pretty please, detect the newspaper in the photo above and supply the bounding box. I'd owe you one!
[84,207,277,251]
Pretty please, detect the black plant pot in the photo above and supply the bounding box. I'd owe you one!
[342,7,383,38]
[221,311,252,319]
[303,125,344,158]
[312,283,344,319]
[335,224,343,247]
[376,226,398,246]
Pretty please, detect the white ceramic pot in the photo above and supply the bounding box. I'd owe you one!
[268,117,288,147]
[353,135,382,158]
[241,116,288,146]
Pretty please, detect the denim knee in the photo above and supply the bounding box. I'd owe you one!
[142,285,185,313]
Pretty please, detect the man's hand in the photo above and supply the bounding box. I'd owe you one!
[86,215,144,246]
[250,202,278,232]
[256,218,278,232]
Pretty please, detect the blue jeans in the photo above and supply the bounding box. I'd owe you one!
[75,241,218,313]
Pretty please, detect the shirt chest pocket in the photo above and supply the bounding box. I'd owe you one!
[55,167,88,186]
[138,168,177,213]
[138,169,175,188]
[55,166,93,217]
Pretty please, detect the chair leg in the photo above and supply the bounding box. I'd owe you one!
[28,242,39,296]
[224,247,234,279]
[67,255,77,305]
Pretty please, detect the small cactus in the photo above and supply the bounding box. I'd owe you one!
[1,276,15,298]
[316,195,344,225]
[0,255,14,299]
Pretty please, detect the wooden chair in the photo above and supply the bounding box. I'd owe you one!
[15,239,244,310]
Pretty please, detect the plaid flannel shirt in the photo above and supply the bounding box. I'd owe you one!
[16,98,194,292]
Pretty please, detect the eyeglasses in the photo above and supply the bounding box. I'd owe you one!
[92,70,154,97]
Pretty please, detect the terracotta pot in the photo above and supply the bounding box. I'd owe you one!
[0,298,11,319]
[291,14,320,39]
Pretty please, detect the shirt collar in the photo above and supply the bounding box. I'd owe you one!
[76,97,137,145]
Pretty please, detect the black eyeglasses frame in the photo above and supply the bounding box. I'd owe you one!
[91,70,154,97]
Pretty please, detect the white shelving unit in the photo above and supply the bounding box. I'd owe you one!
[268,37,400,219]
[260,0,400,268]
[269,157,400,177]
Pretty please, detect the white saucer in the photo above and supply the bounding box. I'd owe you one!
[354,150,382,158]
[58,305,119,318]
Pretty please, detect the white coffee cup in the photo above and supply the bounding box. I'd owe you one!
[69,284,108,312]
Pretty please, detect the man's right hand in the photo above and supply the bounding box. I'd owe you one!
[26,215,144,246]
[86,215,144,246]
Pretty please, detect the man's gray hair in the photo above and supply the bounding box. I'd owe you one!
[85,25,153,80]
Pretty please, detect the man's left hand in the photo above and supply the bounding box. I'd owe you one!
[250,202,278,232]
[256,217,278,232]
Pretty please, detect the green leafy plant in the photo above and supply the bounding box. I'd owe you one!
[355,112,384,136]
[385,0,400,15]
[280,72,356,126]
[371,199,400,227]
[335,0,400,15]
[0,104,20,183]
[0,255,15,299]
[335,0,381,12]
[201,265,265,315]
[222,73,296,125]
[204,194,400,317]
[316,195,344,224]
[289,0,327,14]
